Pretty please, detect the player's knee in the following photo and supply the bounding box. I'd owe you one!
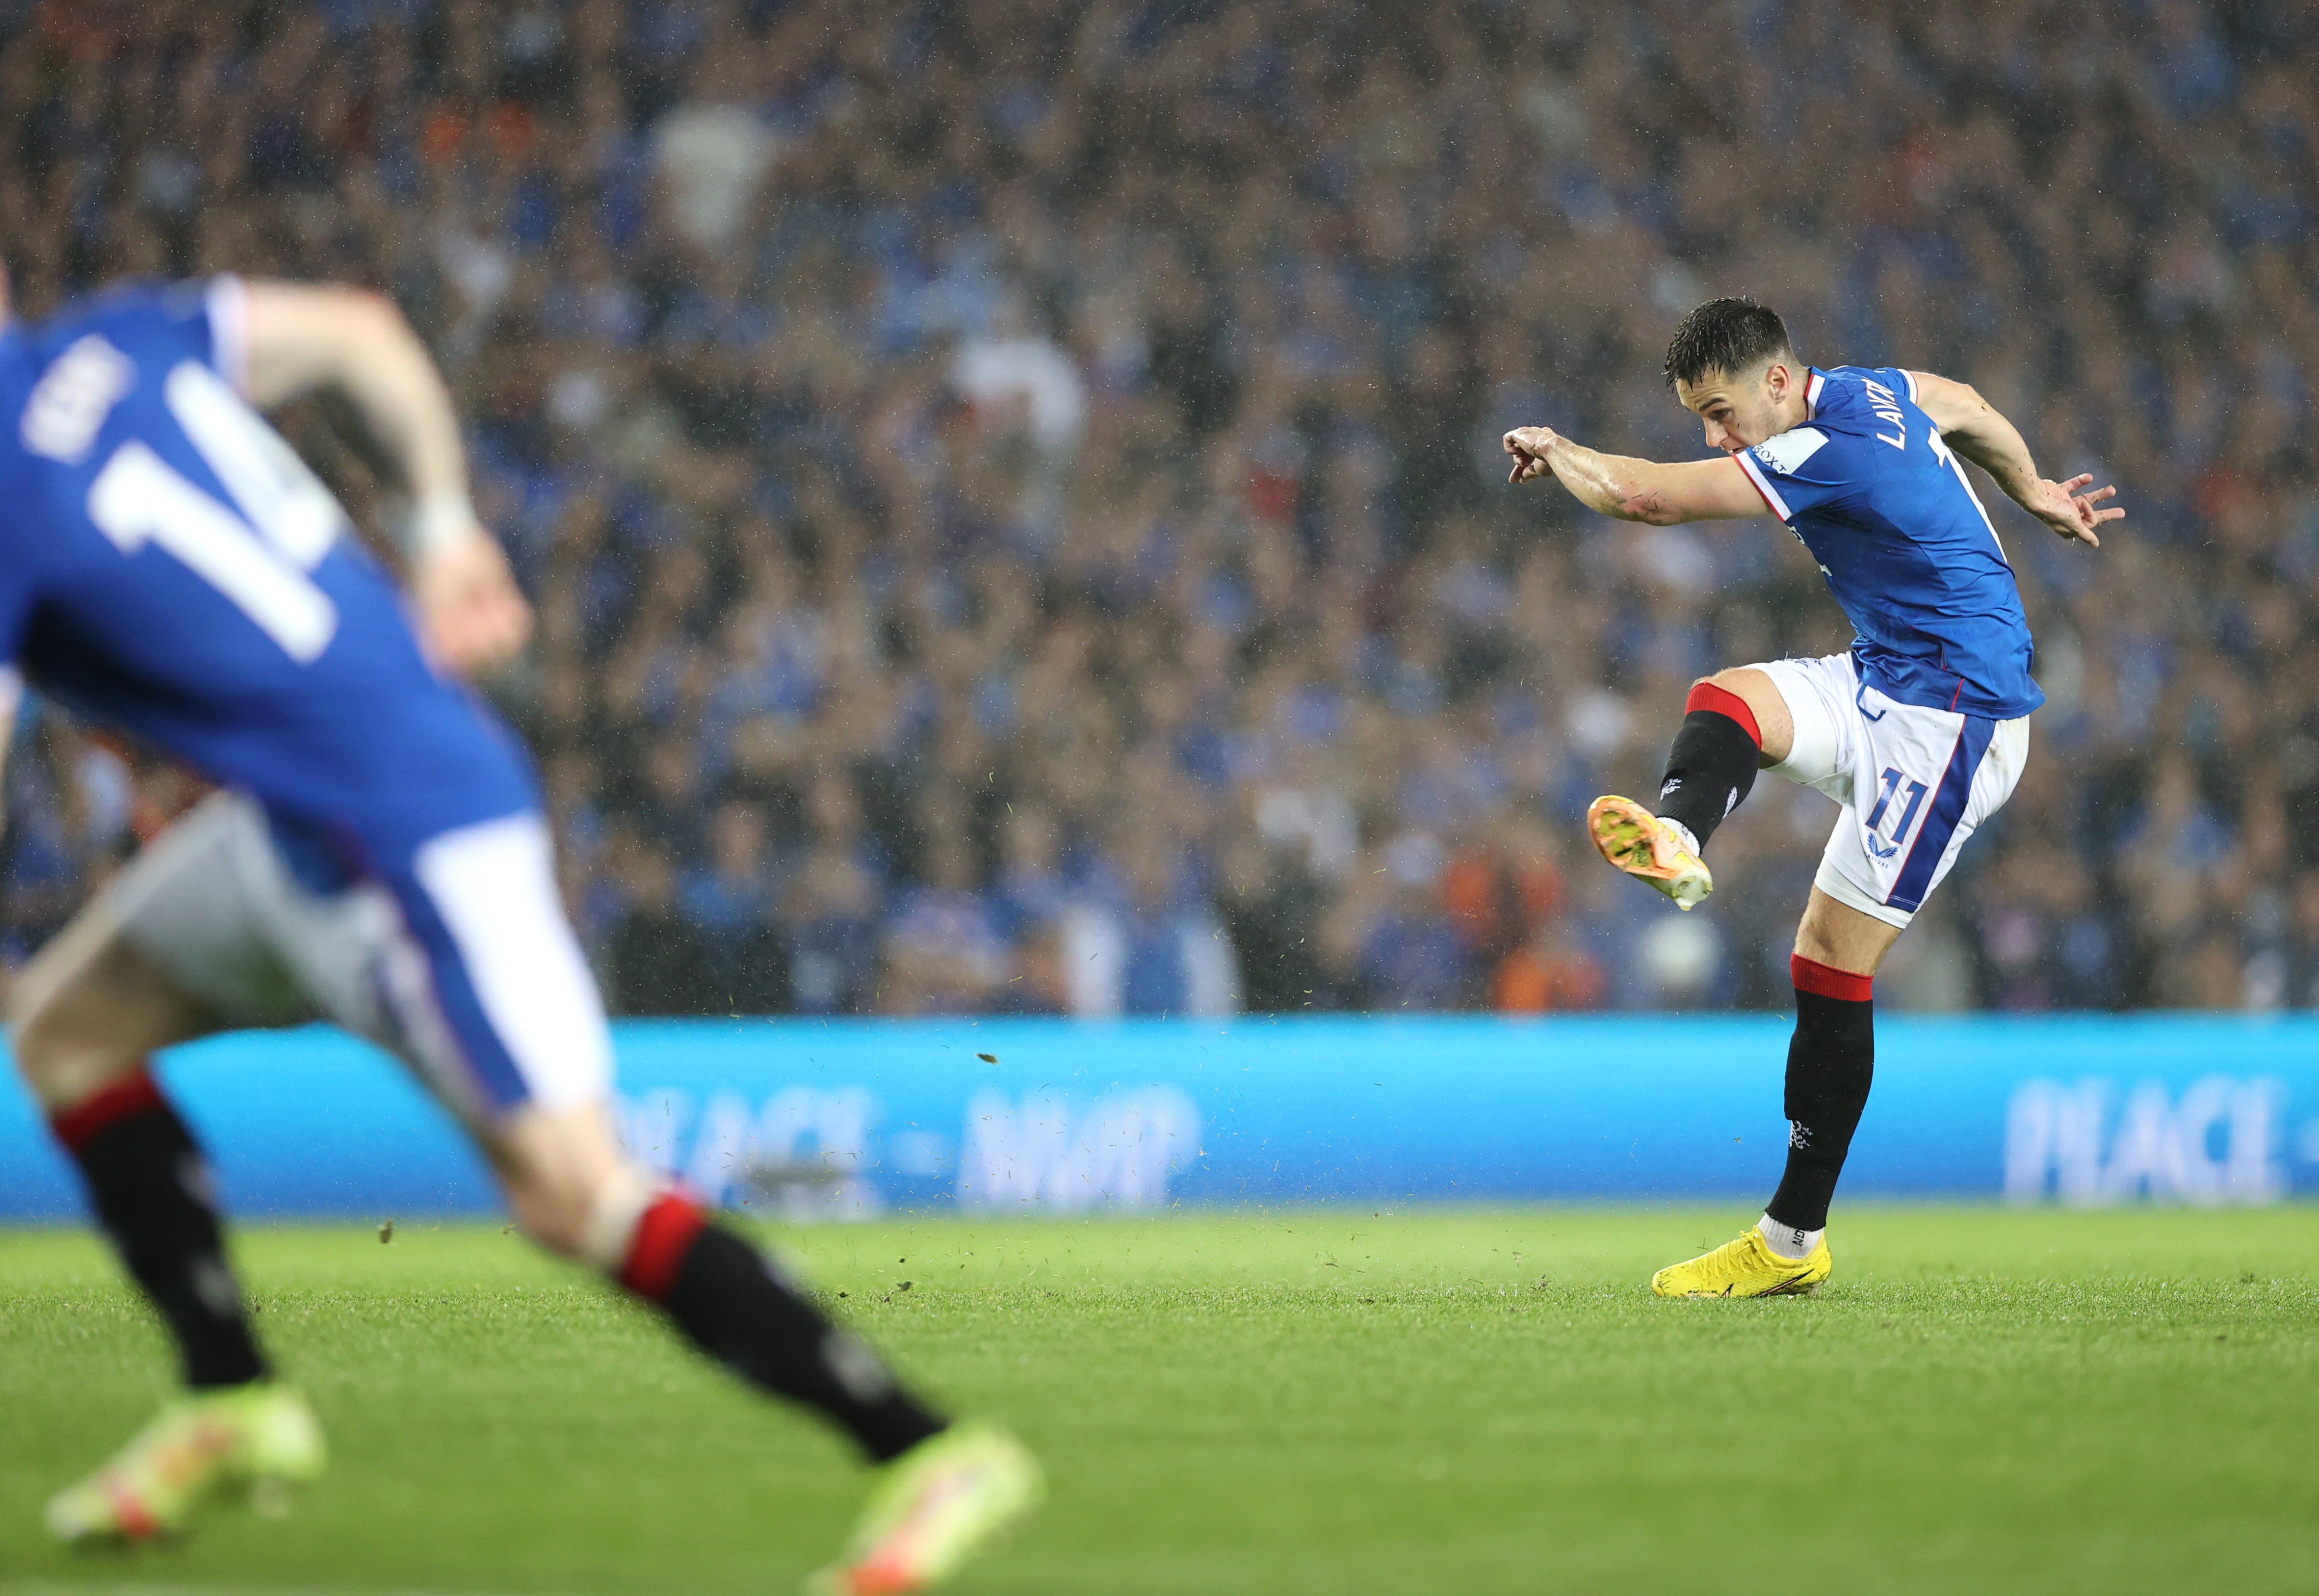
[9,981,167,1107]
[9,1024,63,1095]
[8,1024,135,1110]
[9,983,81,1093]
[9,927,197,1104]
[9,983,52,1056]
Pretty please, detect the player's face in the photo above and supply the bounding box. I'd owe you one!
[1676,361,1788,452]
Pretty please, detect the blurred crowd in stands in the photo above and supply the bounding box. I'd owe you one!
[2,0,2317,1015]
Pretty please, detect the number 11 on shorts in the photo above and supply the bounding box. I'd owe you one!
[1864,766,1928,858]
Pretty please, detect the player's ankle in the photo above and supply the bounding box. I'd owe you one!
[1659,816,1703,858]
[1756,1212,1824,1261]
[187,1372,275,1393]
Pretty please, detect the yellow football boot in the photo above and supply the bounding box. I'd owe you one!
[807,1423,1043,1595]
[46,1381,326,1543]
[1587,795,1712,910]
[1651,1226,1832,1298]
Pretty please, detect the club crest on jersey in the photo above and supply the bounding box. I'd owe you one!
[1749,426,1827,476]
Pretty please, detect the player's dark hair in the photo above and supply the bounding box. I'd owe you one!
[1663,297,1794,389]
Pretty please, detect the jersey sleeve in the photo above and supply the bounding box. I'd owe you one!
[1733,424,1857,521]
[130,276,251,392]
[201,276,251,393]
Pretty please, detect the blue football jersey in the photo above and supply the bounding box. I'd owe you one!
[1732,366,2044,721]
[0,278,534,859]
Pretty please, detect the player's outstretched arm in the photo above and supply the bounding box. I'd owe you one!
[1908,371,2121,550]
[1503,426,1768,525]
[235,281,531,674]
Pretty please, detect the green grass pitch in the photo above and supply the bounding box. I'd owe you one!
[2,1206,2316,1595]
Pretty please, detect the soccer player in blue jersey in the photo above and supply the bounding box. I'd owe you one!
[1,274,1038,1587]
[1504,297,2121,1298]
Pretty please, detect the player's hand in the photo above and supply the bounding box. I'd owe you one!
[412,532,533,676]
[2026,473,2122,549]
[1504,426,1560,485]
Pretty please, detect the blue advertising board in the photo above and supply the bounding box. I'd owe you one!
[2,1015,2317,1220]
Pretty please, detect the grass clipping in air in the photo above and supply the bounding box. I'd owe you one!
[1,1206,2315,1595]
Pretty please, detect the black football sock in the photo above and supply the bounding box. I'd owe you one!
[1764,956,1876,1238]
[619,1195,946,1462]
[50,1067,269,1390]
[1654,682,1766,850]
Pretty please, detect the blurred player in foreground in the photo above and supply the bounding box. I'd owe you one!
[1505,297,2120,1298]
[0,274,1037,1591]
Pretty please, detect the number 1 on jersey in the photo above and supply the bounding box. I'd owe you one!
[85,360,342,663]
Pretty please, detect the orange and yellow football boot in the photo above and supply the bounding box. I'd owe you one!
[46,1381,325,1542]
[808,1424,1042,1595]
[1587,795,1713,910]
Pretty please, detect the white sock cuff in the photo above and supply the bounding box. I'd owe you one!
[1757,1212,1824,1261]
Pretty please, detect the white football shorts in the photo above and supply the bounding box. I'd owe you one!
[1752,651,2031,928]
[104,790,613,1127]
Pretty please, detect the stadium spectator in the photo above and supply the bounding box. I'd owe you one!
[4,0,2316,1017]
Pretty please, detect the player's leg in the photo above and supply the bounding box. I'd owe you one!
[1761,888,1901,1251]
[1653,697,2032,1300]
[1647,888,1898,1301]
[476,1097,949,1461]
[16,799,327,1540]
[1754,719,2028,1257]
[473,1098,1039,1592]
[1586,666,1796,909]
[15,931,259,1391]
[361,813,1039,1589]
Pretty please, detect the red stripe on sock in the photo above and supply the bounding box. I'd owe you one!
[49,1067,167,1153]
[1791,954,1873,1003]
[619,1192,708,1303]
[1684,681,1763,748]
